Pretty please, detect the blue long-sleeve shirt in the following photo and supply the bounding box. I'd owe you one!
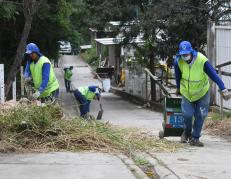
[24,59,50,93]
[174,58,225,90]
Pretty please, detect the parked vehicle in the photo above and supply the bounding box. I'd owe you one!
[58,41,72,55]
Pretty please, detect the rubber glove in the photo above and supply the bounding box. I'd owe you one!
[221,89,231,101]
[32,91,41,100]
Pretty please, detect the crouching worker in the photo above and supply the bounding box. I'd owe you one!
[24,43,59,102]
[73,86,100,119]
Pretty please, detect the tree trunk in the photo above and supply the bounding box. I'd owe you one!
[5,17,33,97]
[149,51,156,101]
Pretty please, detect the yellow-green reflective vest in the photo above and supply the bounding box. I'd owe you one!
[64,69,73,80]
[178,52,210,102]
[30,56,59,97]
[78,87,96,100]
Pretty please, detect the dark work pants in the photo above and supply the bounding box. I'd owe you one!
[64,79,71,92]
[73,89,91,116]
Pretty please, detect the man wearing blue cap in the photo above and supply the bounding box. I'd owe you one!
[174,41,230,146]
[24,43,59,101]
[73,86,100,119]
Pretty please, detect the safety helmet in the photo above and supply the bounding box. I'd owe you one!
[25,43,40,55]
[178,41,193,55]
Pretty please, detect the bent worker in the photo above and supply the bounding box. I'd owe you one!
[73,86,100,119]
[64,66,73,92]
[174,41,230,147]
[24,43,59,101]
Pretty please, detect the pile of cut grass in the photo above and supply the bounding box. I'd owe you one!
[0,105,182,153]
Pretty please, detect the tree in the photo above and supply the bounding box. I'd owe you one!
[1,0,84,97]
[2,0,44,97]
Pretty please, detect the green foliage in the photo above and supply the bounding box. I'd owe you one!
[133,156,149,166]
[0,4,18,20]
[208,111,231,121]
[0,0,90,71]
[82,46,99,68]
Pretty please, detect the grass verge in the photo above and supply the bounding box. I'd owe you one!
[204,112,231,137]
[0,104,182,153]
[133,155,157,178]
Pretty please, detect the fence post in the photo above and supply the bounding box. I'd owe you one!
[21,66,24,96]
[145,72,148,101]
[12,76,16,102]
[0,64,5,104]
[207,21,216,105]
[218,67,223,119]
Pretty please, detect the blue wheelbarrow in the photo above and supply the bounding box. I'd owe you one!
[159,95,184,139]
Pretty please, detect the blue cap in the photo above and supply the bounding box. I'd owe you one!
[25,43,42,56]
[88,86,97,93]
[178,41,193,55]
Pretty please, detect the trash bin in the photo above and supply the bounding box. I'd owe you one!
[103,78,111,92]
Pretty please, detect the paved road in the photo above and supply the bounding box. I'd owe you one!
[59,55,162,134]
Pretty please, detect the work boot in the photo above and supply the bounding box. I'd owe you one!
[189,138,204,147]
[180,131,191,143]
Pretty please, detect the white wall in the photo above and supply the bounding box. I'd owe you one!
[125,69,147,99]
[215,26,231,109]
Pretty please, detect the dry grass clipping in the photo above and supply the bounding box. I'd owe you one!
[204,118,231,137]
[0,104,182,153]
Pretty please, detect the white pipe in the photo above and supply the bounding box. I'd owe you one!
[0,64,5,103]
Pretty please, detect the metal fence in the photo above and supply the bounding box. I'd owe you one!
[215,26,231,109]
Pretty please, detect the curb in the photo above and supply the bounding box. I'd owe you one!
[117,154,149,179]
[144,152,180,179]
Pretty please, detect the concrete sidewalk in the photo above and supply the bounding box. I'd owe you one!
[54,66,79,118]
[0,152,135,179]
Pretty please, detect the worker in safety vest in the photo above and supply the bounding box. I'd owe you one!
[64,66,73,92]
[174,41,230,147]
[24,43,59,101]
[73,86,100,119]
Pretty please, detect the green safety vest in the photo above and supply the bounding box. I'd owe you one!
[178,52,210,102]
[78,87,96,100]
[64,69,73,80]
[30,56,59,98]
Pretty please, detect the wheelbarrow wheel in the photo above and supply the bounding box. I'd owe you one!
[159,130,164,139]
